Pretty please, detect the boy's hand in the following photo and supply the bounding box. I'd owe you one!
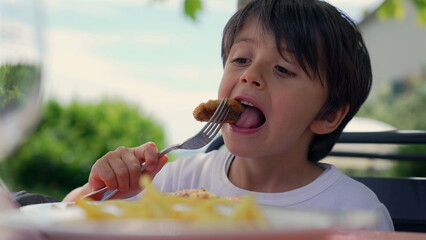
[64,142,168,201]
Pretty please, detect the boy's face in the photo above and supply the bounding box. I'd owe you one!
[218,18,329,160]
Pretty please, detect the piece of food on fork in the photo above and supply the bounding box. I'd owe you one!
[193,98,245,123]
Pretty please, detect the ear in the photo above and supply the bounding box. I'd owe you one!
[310,105,350,135]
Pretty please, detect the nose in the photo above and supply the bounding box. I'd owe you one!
[239,64,266,89]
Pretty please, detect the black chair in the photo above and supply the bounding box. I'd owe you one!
[205,131,426,232]
[353,177,426,232]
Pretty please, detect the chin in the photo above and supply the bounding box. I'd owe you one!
[223,136,256,158]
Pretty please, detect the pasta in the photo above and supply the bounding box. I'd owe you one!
[76,176,265,226]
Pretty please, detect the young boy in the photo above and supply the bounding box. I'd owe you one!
[64,0,393,231]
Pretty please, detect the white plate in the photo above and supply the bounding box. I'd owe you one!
[0,202,377,240]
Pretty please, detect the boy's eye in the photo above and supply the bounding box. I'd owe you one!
[275,65,295,77]
[231,58,250,65]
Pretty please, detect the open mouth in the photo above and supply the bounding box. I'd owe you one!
[234,100,266,129]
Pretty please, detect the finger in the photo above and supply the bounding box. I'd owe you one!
[147,155,168,180]
[88,155,117,191]
[120,147,144,190]
[89,147,129,191]
[133,142,159,172]
[109,147,140,192]
[108,158,130,191]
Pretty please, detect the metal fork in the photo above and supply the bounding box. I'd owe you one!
[81,98,230,201]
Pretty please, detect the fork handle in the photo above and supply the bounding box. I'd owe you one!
[158,143,180,157]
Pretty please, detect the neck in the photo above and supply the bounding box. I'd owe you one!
[227,155,323,193]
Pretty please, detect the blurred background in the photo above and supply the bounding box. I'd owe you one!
[1,0,425,200]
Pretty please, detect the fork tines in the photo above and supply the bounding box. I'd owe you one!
[203,98,230,137]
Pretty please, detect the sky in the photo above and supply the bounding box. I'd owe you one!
[42,0,384,151]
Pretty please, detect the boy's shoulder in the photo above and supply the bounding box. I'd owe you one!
[257,163,381,210]
[317,164,381,209]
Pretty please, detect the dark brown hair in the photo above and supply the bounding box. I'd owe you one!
[221,0,372,162]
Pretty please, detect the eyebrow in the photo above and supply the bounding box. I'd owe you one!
[233,37,254,45]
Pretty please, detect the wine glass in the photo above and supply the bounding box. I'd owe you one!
[0,0,44,211]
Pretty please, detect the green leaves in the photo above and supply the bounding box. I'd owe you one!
[0,63,41,112]
[0,99,167,199]
[184,0,202,21]
[377,0,406,20]
[412,0,426,25]
[377,0,426,25]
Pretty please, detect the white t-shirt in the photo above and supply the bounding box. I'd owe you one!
[151,149,394,231]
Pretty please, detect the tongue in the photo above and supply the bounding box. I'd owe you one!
[235,106,264,129]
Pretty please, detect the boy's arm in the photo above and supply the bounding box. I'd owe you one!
[62,142,168,202]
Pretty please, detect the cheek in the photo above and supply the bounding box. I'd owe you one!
[218,73,233,98]
[272,88,326,126]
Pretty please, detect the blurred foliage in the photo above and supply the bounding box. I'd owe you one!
[377,0,426,25]
[0,63,41,113]
[166,0,426,25]
[393,145,426,176]
[359,84,426,130]
[184,0,202,21]
[358,80,426,177]
[0,99,167,200]
[363,0,426,176]
[170,0,426,25]
[151,0,203,21]
[166,0,426,24]
[378,0,407,20]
